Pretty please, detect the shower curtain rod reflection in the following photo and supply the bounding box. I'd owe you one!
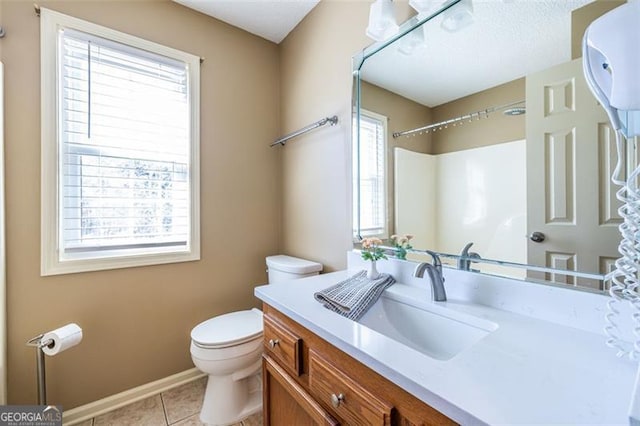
[271,115,338,147]
[392,99,525,139]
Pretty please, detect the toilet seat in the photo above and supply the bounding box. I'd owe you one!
[191,308,263,349]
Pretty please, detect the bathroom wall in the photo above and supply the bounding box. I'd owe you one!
[1,0,280,409]
[571,0,626,60]
[430,78,526,154]
[361,81,432,154]
[279,0,414,271]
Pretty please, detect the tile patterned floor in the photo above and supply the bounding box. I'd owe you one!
[78,377,263,426]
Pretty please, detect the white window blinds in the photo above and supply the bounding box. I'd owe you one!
[354,112,387,238]
[59,28,191,255]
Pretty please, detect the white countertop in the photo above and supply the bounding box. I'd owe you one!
[255,264,638,425]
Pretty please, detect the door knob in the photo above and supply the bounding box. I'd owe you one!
[529,231,546,243]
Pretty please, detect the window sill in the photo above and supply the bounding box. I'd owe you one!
[41,249,200,276]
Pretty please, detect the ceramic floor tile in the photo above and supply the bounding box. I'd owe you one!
[161,378,206,424]
[170,413,204,426]
[242,411,263,426]
[93,395,167,426]
[171,413,241,426]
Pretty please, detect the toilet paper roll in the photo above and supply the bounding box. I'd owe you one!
[41,323,83,356]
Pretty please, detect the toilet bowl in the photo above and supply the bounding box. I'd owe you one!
[190,255,322,426]
[190,309,263,426]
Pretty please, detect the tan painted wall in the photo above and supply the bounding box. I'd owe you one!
[279,0,414,271]
[430,78,525,154]
[1,0,280,408]
[361,81,432,154]
[571,0,626,60]
[278,1,368,271]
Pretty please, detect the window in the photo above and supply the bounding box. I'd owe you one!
[41,9,200,275]
[353,110,388,239]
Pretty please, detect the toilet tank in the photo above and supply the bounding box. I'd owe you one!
[266,255,322,284]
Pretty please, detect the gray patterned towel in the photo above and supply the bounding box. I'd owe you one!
[314,270,395,321]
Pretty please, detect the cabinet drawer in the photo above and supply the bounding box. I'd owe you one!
[264,313,302,375]
[309,350,393,426]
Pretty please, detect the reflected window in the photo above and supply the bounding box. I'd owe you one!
[354,110,388,238]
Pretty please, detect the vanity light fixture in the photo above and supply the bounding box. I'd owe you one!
[366,0,399,41]
[369,0,475,47]
[409,0,438,14]
[441,0,474,32]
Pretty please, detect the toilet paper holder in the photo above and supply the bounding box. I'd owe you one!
[26,334,54,405]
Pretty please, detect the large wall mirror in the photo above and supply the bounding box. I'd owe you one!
[353,0,630,293]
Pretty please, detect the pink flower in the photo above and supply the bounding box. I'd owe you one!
[361,237,383,250]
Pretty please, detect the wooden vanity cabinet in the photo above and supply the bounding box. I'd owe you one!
[263,355,338,425]
[262,304,457,426]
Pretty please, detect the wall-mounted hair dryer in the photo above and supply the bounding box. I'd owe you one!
[583,2,640,423]
[583,0,640,138]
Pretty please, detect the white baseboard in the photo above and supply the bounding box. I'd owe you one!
[63,368,205,425]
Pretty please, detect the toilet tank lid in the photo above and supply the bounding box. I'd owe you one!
[191,308,263,348]
[266,255,323,274]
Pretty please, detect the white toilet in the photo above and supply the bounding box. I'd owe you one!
[190,255,322,426]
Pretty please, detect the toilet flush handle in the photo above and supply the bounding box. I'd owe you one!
[268,339,279,349]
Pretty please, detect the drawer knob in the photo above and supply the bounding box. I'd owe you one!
[331,393,344,408]
[268,338,279,349]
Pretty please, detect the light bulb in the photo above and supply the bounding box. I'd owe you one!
[398,20,426,55]
[441,0,474,32]
[366,0,399,41]
[409,0,438,14]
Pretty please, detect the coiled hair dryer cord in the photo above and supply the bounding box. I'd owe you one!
[605,130,640,360]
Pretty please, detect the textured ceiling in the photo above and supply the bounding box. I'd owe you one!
[173,0,320,44]
[361,0,595,107]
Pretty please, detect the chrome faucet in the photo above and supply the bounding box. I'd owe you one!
[413,250,446,301]
[457,242,481,272]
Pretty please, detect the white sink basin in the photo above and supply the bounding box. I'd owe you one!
[358,291,498,361]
